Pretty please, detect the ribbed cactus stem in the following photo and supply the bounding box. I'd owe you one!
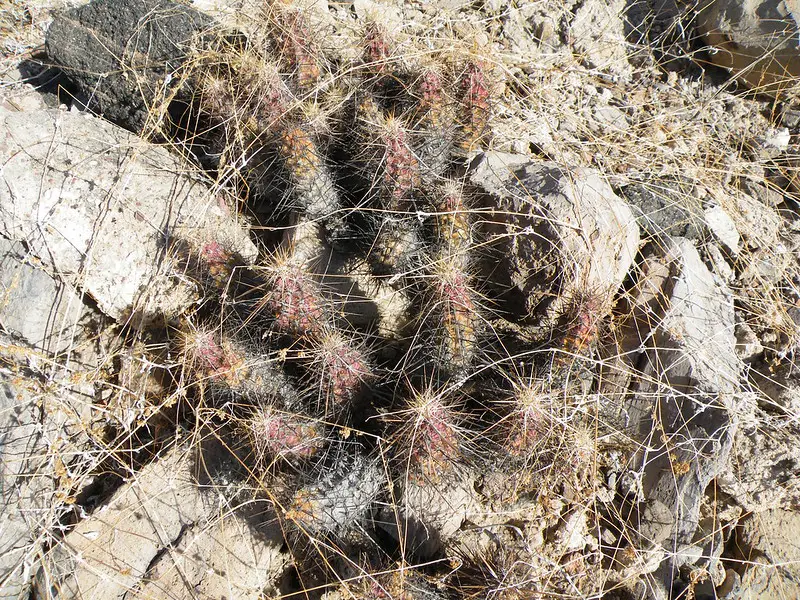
[279,124,342,223]
[284,452,383,535]
[457,61,491,152]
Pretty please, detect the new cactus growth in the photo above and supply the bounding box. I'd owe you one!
[502,382,554,458]
[393,387,463,483]
[246,405,325,463]
[259,249,329,338]
[307,327,373,411]
[271,8,322,89]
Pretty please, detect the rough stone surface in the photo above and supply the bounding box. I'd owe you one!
[0,337,98,600]
[697,0,800,97]
[35,445,289,600]
[0,371,56,600]
[569,0,632,79]
[704,204,740,256]
[736,508,800,598]
[720,410,800,512]
[0,107,257,325]
[604,238,741,590]
[470,151,640,323]
[46,0,213,132]
[0,236,93,354]
[620,178,706,243]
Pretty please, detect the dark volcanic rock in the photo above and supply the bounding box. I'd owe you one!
[46,0,213,133]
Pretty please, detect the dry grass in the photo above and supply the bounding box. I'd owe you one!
[3,0,800,599]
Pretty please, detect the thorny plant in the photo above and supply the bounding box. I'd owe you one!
[11,0,800,599]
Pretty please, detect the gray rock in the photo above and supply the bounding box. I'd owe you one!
[719,404,800,512]
[46,0,213,132]
[0,372,56,600]
[620,178,705,243]
[696,0,800,97]
[605,238,741,591]
[569,0,632,79]
[0,236,93,354]
[0,336,98,600]
[703,204,740,256]
[35,445,289,599]
[0,108,257,325]
[470,151,639,324]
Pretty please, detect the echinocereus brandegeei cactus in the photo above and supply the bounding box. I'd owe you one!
[51,0,615,596]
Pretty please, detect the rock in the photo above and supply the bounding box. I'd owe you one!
[569,0,632,80]
[0,236,95,354]
[753,126,791,158]
[703,204,740,256]
[0,336,100,600]
[0,369,57,600]
[46,0,213,133]
[381,473,483,559]
[470,151,639,324]
[735,508,800,597]
[0,108,257,325]
[605,238,741,589]
[696,0,800,97]
[620,178,705,243]
[720,407,800,512]
[35,444,289,599]
[734,319,763,361]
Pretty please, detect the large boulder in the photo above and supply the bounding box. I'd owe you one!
[0,107,256,325]
[35,444,289,599]
[470,151,640,325]
[696,0,800,97]
[46,0,213,133]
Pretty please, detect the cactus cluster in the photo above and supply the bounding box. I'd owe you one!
[158,3,608,597]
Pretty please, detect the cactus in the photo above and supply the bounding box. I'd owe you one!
[354,567,444,600]
[389,386,464,483]
[501,380,555,459]
[304,326,373,413]
[456,61,492,153]
[278,124,342,226]
[245,405,326,464]
[177,320,301,407]
[283,450,384,537]
[258,248,330,338]
[416,251,481,373]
